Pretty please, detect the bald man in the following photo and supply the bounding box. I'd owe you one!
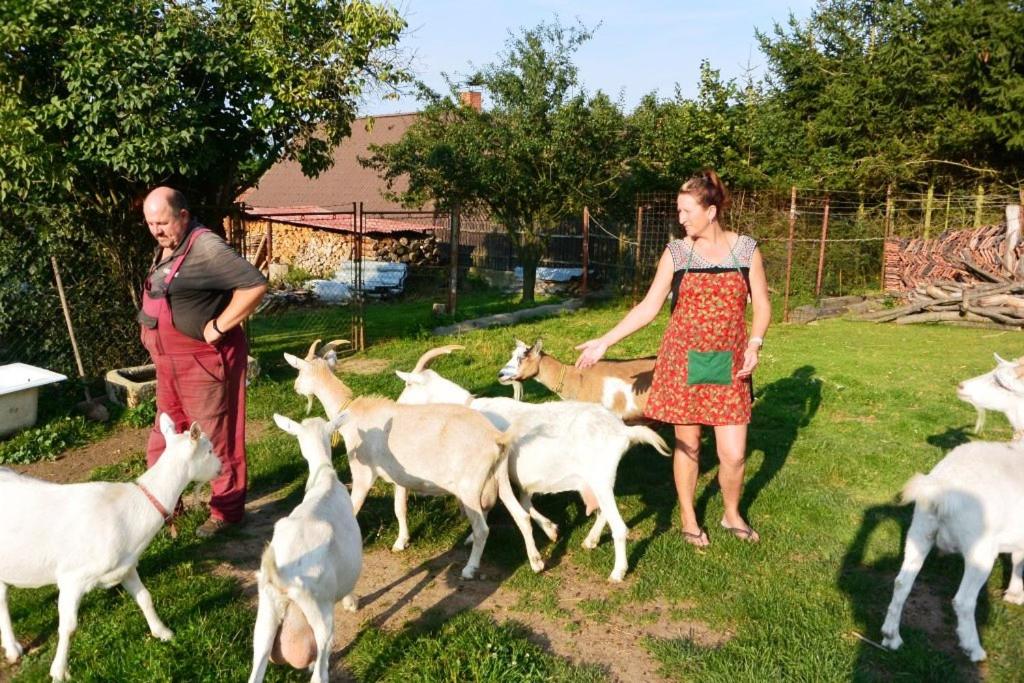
[139,187,267,537]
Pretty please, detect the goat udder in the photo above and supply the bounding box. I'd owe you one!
[270,603,317,669]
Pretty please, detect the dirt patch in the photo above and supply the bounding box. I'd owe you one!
[11,421,268,484]
[211,489,727,683]
[336,357,391,375]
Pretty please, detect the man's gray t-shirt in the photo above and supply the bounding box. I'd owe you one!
[139,224,267,341]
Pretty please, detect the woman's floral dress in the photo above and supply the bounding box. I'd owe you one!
[644,235,757,425]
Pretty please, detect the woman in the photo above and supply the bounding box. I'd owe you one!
[575,170,770,547]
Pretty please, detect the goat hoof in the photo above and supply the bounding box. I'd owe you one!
[152,626,174,641]
[608,570,625,583]
[391,539,409,552]
[4,642,22,663]
[1003,590,1024,605]
[880,634,902,651]
[543,525,559,542]
[967,647,987,662]
[49,666,69,681]
[342,595,359,612]
[581,538,599,550]
[529,556,545,573]
[461,567,477,580]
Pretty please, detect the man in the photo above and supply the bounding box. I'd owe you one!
[139,186,267,537]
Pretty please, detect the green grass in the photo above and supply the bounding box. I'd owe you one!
[6,297,1024,682]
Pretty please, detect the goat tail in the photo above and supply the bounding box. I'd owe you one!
[260,544,286,594]
[626,425,671,457]
[900,473,942,510]
[495,422,518,450]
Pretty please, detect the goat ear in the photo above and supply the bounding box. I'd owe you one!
[327,411,349,432]
[322,349,338,369]
[994,353,1015,368]
[273,413,300,435]
[188,422,202,442]
[529,339,543,354]
[159,413,177,439]
[396,370,423,385]
[283,352,307,370]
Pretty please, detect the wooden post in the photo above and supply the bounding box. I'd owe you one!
[783,186,797,322]
[881,183,893,290]
[944,191,952,233]
[448,200,461,315]
[1006,204,1022,274]
[815,195,830,297]
[265,219,273,269]
[633,205,645,305]
[923,180,935,239]
[974,183,985,228]
[581,206,590,297]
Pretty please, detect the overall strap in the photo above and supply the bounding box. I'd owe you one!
[161,227,210,285]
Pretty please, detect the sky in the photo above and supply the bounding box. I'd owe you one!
[359,0,818,117]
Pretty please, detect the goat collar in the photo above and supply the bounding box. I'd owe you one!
[136,482,173,524]
[552,364,570,397]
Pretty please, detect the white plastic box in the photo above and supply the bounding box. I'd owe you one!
[0,363,68,437]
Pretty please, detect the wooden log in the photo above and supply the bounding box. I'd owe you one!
[964,306,1024,326]
[960,252,1007,282]
[896,311,989,324]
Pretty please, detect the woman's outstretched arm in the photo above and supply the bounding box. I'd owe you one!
[575,248,675,369]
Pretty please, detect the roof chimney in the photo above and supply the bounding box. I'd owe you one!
[459,90,482,112]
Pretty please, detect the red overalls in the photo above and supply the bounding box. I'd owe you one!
[140,228,248,523]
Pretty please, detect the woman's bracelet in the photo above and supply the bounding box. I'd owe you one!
[748,336,764,348]
[212,318,225,336]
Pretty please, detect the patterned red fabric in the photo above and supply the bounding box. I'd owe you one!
[645,239,753,426]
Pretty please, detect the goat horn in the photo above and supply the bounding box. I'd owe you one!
[319,339,351,357]
[305,339,322,360]
[412,345,465,373]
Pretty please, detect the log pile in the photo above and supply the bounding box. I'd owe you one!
[884,222,1023,292]
[269,224,443,276]
[861,280,1024,329]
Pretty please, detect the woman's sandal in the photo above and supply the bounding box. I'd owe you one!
[682,528,710,548]
[720,520,760,543]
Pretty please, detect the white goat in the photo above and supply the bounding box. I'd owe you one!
[0,414,221,681]
[249,413,361,683]
[284,340,544,579]
[397,346,671,582]
[957,353,1024,438]
[881,440,1024,662]
[498,339,656,422]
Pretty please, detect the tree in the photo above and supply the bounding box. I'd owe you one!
[756,0,1024,192]
[366,21,629,302]
[0,0,408,373]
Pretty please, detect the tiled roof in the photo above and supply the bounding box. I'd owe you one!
[240,113,425,212]
[245,205,440,234]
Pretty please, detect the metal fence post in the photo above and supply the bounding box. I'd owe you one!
[581,206,590,297]
[448,200,460,315]
[814,194,830,297]
[783,186,796,322]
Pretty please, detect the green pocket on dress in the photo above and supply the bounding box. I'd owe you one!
[686,350,733,385]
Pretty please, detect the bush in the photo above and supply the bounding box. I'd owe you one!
[0,415,98,465]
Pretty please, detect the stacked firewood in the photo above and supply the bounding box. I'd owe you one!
[374,235,442,265]
[862,280,1024,328]
[254,287,317,315]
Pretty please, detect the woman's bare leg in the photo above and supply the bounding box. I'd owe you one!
[673,424,707,545]
[713,424,759,542]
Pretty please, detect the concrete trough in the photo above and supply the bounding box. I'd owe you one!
[105,356,260,408]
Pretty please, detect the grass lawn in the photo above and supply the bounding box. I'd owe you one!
[4,295,1024,682]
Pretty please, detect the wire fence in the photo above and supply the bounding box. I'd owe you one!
[3,187,1020,400]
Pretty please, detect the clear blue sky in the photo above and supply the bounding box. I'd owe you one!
[360,0,817,116]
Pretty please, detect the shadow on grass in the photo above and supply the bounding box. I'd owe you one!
[837,502,986,682]
[690,365,822,530]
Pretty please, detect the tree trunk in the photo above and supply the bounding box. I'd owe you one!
[520,252,539,303]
